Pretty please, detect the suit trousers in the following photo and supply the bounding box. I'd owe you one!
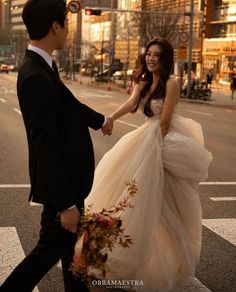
[0,205,89,292]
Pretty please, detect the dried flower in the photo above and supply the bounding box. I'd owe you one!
[71,179,137,285]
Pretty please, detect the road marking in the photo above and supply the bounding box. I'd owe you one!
[200,182,236,185]
[186,110,213,116]
[0,182,235,188]
[30,202,42,206]
[0,184,30,188]
[13,108,22,115]
[117,119,139,128]
[0,227,39,291]
[0,87,8,94]
[108,102,120,107]
[0,98,6,103]
[202,219,236,246]
[210,197,236,201]
[180,277,211,292]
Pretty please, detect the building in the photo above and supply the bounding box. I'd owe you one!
[80,0,118,75]
[0,0,14,64]
[11,0,25,30]
[203,0,236,83]
[115,0,141,70]
[0,0,11,31]
[9,0,27,66]
[141,0,205,78]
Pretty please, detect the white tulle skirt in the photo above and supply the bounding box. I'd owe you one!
[85,114,213,292]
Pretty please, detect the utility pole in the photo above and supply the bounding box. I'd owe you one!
[186,0,194,98]
[108,0,114,83]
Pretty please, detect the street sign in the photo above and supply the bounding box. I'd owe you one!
[178,32,189,43]
[178,43,188,60]
[67,1,81,13]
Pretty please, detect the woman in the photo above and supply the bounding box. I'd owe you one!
[85,38,212,291]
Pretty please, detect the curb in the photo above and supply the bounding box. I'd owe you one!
[67,80,236,110]
[179,97,236,110]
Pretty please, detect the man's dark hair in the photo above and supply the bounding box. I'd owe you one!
[22,0,67,40]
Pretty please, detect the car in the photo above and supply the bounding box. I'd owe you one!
[8,65,18,72]
[112,70,134,85]
[0,64,9,73]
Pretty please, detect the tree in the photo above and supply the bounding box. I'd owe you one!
[133,4,181,48]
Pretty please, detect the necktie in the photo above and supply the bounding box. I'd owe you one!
[52,60,59,78]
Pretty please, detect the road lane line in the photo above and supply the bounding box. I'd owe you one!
[210,197,236,201]
[0,87,8,94]
[199,182,236,185]
[0,98,6,103]
[202,219,236,246]
[0,182,235,188]
[117,119,139,128]
[108,102,120,107]
[186,110,213,116]
[13,108,22,115]
[180,277,211,292]
[30,202,42,206]
[0,227,39,291]
[0,184,30,188]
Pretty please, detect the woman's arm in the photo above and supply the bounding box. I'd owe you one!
[109,84,141,121]
[160,78,179,137]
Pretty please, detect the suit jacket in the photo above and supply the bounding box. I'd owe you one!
[17,50,105,212]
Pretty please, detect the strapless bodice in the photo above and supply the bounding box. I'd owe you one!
[139,98,163,119]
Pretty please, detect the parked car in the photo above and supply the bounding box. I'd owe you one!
[95,69,117,82]
[0,64,9,73]
[112,70,134,86]
[8,65,18,72]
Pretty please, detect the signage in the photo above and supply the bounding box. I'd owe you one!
[178,32,189,43]
[178,43,188,60]
[67,1,81,13]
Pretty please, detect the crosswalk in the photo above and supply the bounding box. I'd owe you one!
[0,184,235,291]
[1,219,235,291]
[0,227,39,292]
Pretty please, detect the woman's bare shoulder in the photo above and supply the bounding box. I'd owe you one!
[167,77,178,89]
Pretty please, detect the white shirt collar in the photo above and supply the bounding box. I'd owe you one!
[28,44,53,68]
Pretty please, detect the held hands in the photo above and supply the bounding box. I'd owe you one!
[60,206,80,233]
[102,116,113,136]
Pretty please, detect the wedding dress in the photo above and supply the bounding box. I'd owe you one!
[85,99,213,292]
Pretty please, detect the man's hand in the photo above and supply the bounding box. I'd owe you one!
[102,117,113,136]
[60,206,80,233]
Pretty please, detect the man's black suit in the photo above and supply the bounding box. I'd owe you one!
[0,50,104,292]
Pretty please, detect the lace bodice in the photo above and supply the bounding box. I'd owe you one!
[139,98,163,119]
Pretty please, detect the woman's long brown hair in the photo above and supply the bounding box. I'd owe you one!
[132,37,174,117]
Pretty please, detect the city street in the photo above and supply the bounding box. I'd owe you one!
[0,73,235,292]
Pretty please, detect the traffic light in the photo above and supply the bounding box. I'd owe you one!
[85,8,101,16]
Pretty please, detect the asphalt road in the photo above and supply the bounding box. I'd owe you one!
[0,73,235,292]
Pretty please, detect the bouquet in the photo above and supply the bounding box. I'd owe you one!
[71,179,137,282]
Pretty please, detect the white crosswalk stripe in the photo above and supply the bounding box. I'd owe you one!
[0,227,39,291]
[202,219,236,246]
[1,188,235,291]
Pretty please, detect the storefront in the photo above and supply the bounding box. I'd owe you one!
[203,38,236,84]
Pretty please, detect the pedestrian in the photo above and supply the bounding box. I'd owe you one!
[206,71,213,88]
[230,72,236,99]
[0,0,112,291]
[85,37,213,291]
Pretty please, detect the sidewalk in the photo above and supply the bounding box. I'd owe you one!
[5,72,236,110]
[180,86,236,109]
[66,75,236,110]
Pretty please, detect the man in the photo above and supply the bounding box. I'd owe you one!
[206,71,213,88]
[0,0,112,291]
[231,71,236,99]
